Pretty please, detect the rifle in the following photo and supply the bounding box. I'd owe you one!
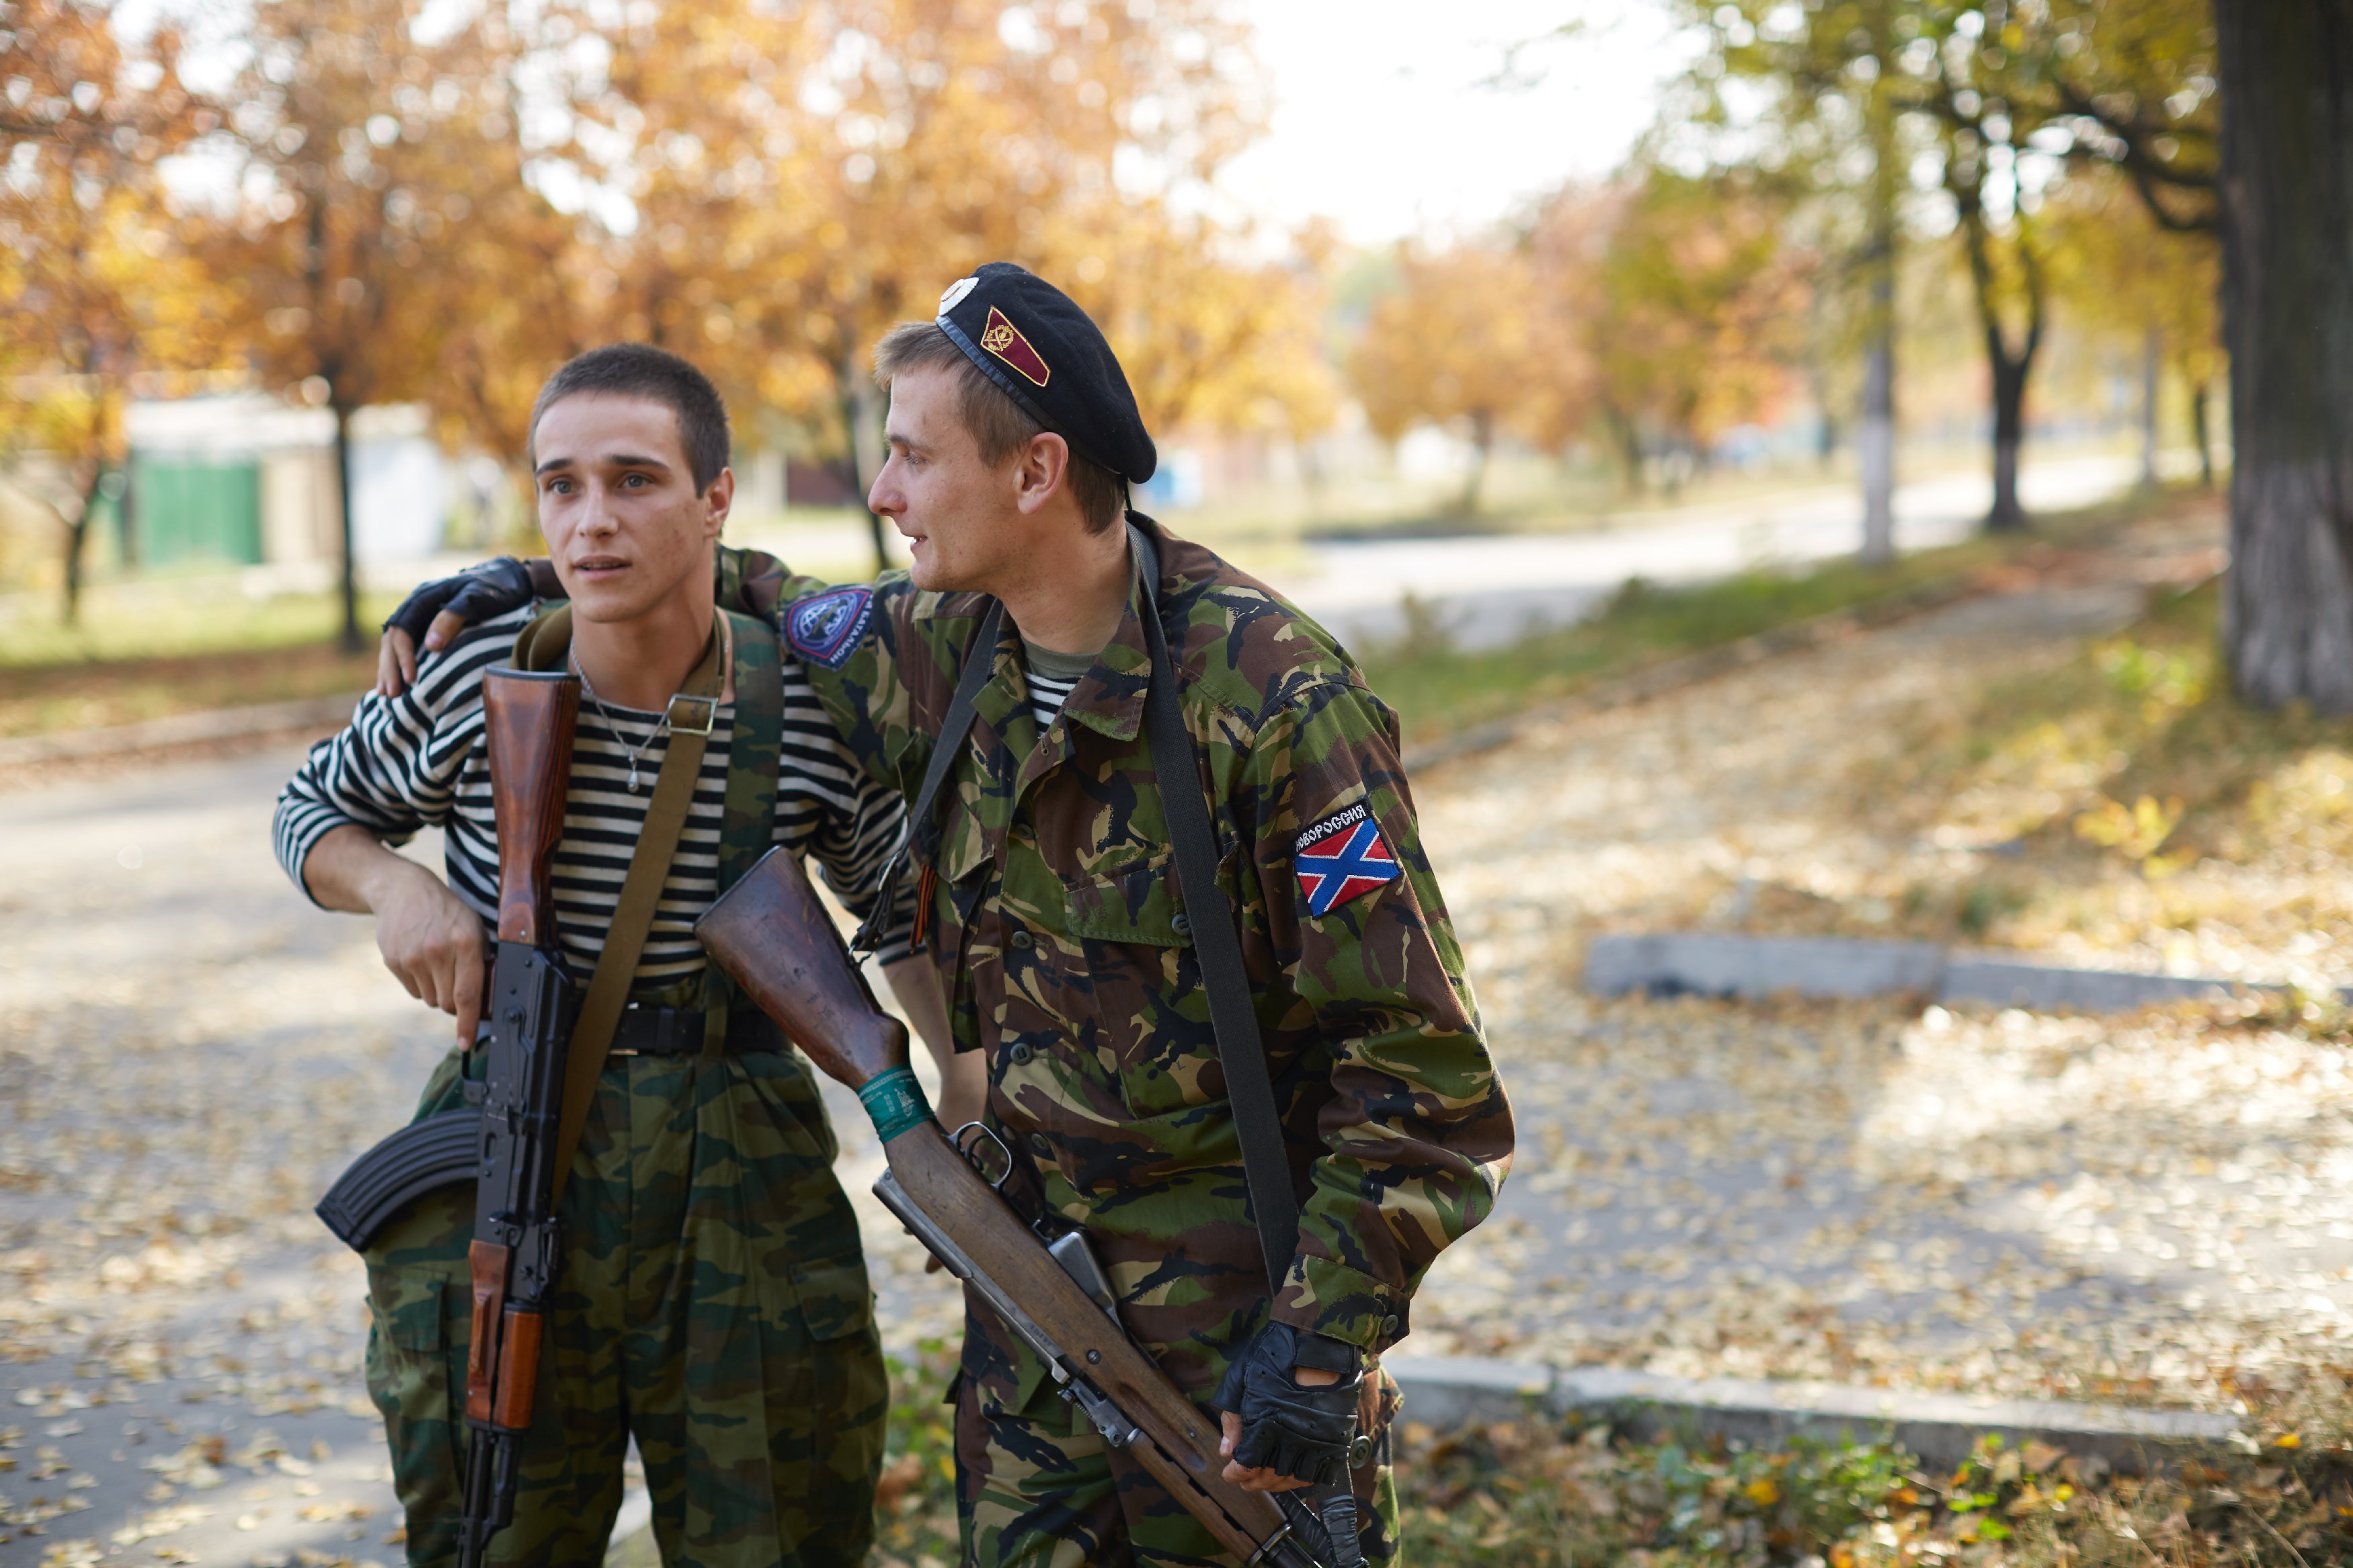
[697,846,1350,1568]
[454,666,582,1568]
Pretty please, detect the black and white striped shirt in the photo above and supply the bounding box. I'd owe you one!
[274,604,915,985]
[1021,640,1094,732]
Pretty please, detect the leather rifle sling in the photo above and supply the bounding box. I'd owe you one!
[852,598,1005,954]
[514,604,727,1203]
[1126,523,1300,1296]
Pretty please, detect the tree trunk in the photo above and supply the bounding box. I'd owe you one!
[1858,21,1900,567]
[1460,410,1492,515]
[2190,375,2216,488]
[1987,345,2030,530]
[333,401,362,653]
[838,358,891,575]
[1859,334,1897,562]
[2141,327,2163,489]
[60,462,103,626]
[2213,0,2353,710]
[1603,406,1644,493]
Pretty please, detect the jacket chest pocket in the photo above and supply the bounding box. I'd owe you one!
[1064,858,1226,1120]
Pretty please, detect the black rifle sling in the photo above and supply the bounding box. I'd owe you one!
[1126,523,1300,1298]
[867,538,1297,1299]
[854,599,1006,953]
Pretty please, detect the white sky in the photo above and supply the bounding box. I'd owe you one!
[1215,0,1701,244]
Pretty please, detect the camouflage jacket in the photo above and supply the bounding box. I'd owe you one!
[756,519,1513,1361]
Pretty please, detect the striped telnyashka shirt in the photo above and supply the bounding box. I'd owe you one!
[1025,665,1083,731]
[274,604,916,986]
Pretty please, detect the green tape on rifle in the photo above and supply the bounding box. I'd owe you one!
[857,1066,932,1143]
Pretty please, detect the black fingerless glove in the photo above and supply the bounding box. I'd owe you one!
[382,556,537,643]
[1210,1322,1364,1489]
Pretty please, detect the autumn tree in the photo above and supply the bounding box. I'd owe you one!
[1049,202,1337,456]
[0,0,208,620]
[1347,241,1551,515]
[2044,167,2222,489]
[1671,0,1913,559]
[2015,1,2353,710]
[204,0,535,649]
[1572,166,1804,492]
[562,0,1265,569]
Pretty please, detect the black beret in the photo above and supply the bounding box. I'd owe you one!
[935,261,1157,485]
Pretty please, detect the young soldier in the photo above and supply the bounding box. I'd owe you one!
[281,344,951,1566]
[379,267,1515,1567]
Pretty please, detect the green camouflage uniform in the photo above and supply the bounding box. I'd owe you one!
[305,605,890,1567]
[364,1035,885,1565]
[756,520,1516,1567]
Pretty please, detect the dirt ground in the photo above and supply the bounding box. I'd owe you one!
[5,496,2347,1565]
[1402,498,2353,1415]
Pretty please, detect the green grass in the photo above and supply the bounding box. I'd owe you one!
[1355,518,2063,750]
[1827,556,2353,962]
[0,587,400,739]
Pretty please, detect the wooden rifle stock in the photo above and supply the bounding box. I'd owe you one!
[483,668,579,946]
[696,849,1306,1565]
[457,664,582,1568]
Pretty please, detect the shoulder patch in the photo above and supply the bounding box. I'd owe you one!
[784,585,876,670]
[1293,802,1402,917]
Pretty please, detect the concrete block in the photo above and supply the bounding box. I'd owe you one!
[1942,958,2258,1012]
[1585,933,1948,1001]
[1552,1367,2239,1473]
[1386,1357,2242,1476]
[1386,1355,1553,1429]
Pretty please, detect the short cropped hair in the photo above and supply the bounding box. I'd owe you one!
[528,343,730,493]
[872,322,1123,534]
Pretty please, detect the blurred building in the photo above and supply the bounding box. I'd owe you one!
[112,397,448,573]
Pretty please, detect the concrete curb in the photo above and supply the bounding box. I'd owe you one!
[0,692,362,766]
[1400,576,1981,775]
[1585,930,2349,1014]
[1384,1357,2243,1473]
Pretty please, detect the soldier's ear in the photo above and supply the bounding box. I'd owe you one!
[702,467,735,537]
[1012,431,1072,517]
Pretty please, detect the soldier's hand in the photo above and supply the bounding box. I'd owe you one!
[376,556,538,697]
[371,858,491,1044]
[1213,1323,1362,1493]
[1218,1408,1319,1493]
[374,616,468,698]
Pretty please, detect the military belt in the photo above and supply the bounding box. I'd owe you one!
[610,999,783,1057]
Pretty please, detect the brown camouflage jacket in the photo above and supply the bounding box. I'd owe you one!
[752,519,1513,1368]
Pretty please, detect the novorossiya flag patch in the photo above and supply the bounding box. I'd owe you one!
[979,306,1052,386]
[784,586,876,669]
[1293,802,1402,917]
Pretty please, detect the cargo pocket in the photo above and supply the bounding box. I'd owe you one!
[789,1253,876,1342]
[363,1270,467,1538]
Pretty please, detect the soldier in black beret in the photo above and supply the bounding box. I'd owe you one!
[375,263,1513,1568]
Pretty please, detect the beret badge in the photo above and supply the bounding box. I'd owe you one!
[978,306,1051,387]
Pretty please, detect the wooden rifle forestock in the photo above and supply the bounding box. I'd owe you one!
[481,668,580,948]
[696,850,1296,1560]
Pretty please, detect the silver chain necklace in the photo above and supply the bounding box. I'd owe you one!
[571,655,667,794]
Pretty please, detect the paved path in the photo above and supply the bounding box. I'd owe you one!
[1288,454,2139,649]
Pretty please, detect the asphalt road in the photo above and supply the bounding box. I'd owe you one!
[1285,453,2142,651]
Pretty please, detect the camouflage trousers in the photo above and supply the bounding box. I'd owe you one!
[954,1312,1401,1568]
[360,1043,887,1567]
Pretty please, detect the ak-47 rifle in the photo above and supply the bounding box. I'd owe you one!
[697,846,1345,1568]
[453,666,582,1568]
